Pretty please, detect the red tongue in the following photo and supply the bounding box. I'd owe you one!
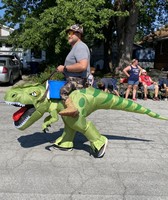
[13,107,28,121]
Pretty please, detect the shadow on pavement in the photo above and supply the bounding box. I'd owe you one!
[17,129,64,148]
[18,130,152,154]
[104,134,152,142]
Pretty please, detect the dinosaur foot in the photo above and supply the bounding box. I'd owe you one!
[90,138,108,158]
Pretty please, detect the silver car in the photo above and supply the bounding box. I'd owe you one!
[0,55,22,85]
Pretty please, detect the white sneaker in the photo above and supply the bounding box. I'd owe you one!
[164,98,168,101]
[95,138,108,158]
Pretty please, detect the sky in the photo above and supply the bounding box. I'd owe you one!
[0,1,19,29]
[0,0,5,18]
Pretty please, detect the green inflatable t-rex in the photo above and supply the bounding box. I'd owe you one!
[4,83,168,158]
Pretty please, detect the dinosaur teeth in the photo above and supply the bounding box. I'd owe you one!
[13,106,35,129]
[14,115,30,128]
[5,101,25,107]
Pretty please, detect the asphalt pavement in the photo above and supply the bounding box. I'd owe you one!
[0,85,168,200]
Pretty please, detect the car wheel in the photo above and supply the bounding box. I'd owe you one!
[9,74,14,85]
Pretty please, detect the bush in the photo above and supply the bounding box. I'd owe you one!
[29,65,65,85]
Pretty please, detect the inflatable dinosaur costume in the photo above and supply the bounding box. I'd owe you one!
[4,83,168,158]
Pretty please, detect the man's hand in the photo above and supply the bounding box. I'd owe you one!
[153,82,158,85]
[57,65,64,73]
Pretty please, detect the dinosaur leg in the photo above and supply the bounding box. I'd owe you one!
[55,116,108,156]
[54,124,75,149]
[66,117,107,156]
[82,121,108,156]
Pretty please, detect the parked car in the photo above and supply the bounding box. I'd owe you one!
[0,55,23,85]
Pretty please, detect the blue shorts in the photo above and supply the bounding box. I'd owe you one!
[142,84,155,90]
[128,80,139,85]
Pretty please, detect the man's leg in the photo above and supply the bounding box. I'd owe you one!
[59,81,79,117]
[143,85,148,100]
[152,84,159,100]
[154,84,159,97]
[54,123,75,150]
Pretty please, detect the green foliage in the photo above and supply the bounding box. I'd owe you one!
[137,0,167,35]
[1,0,167,69]
[6,0,127,50]
[29,65,64,84]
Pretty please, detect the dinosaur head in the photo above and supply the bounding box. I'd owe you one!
[4,83,47,130]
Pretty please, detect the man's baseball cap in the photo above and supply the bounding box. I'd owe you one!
[66,24,83,34]
[142,69,146,73]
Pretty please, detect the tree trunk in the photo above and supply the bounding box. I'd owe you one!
[116,4,139,70]
[103,19,113,73]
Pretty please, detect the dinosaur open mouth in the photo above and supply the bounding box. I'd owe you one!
[13,105,35,128]
[5,101,35,128]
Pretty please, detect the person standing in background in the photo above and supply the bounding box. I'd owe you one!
[123,59,142,100]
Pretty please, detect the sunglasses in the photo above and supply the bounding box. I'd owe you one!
[67,31,75,36]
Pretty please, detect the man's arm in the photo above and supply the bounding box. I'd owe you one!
[57,59,88,73]
[149,77,157,85]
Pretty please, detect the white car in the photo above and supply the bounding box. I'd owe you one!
[0,55,23,85]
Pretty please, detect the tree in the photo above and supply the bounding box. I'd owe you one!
[2,0,128,67]
[1,0,167,71]
[112,0,168,69]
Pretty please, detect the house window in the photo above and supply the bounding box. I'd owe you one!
[6,43,13,47]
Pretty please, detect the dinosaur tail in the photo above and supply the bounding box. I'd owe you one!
[84,88,168,120]
[104,94,168,120]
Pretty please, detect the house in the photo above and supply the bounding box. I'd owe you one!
[132,44,155,69]
[0,24,46,70]
[91,41,155,70]
[0,25,15,54]
[141,26,168,70]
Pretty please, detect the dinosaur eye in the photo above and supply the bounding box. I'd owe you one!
[31,91,37,97]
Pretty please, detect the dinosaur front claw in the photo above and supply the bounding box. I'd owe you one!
[43,128,49,133]
[42,124,51,133]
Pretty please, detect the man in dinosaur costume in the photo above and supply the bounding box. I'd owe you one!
[4,83,168,158]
